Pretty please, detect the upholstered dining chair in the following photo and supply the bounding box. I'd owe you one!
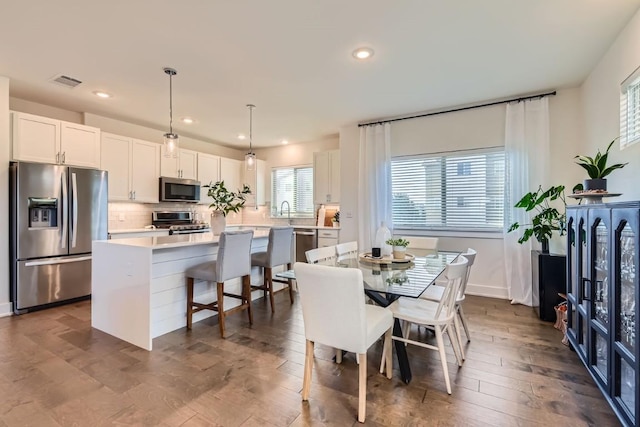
[294,262,393,423]
[399,236,439,250]
[384,256,468,395]
[336,241,358,262]
[250,226,294,313]
[305,245,337,265]
[421,248,476,343]
[185,230,254,338]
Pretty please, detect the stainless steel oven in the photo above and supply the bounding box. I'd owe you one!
[159,177,201,203]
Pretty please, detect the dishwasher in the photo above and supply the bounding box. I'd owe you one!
[294,229,317,262]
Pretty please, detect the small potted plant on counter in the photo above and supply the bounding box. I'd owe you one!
[204,181,251,235]
[386,237,410,260]
[574,138,627,191]
[332,211,340,228]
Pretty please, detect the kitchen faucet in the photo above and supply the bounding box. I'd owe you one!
[280,201,291,224]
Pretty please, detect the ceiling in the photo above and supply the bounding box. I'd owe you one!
[1,1,639,149]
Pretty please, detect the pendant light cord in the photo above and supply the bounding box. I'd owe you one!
[247,104,255,153]
[169,72,174,134]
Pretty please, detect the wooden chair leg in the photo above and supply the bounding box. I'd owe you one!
[243,274,253,325]
[266,267,276,313]
[217,282,226,338]
[384,328,393,379]
[186,277,194,330]
[435,326,452,394]
[358,352,367,423]
[302,340,314,400]
[287,262,294,303]
[262,266,268,300]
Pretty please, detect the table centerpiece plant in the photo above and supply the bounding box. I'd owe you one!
[386,237,410,260]
[204,181,251,235]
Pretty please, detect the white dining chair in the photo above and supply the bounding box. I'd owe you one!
[398,236,439,250]
[294,262,393,423]
[305,245,337,265]
[421,248,476,344]
[383,256,468,395]
[336,241,358,261]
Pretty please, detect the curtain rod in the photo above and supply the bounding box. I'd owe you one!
[358,90,557,127]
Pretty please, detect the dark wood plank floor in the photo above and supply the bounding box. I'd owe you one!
[0,294,620,426]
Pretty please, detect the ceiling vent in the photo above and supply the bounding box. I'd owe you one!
[50,74,82,88]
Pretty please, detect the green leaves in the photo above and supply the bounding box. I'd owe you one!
[508,185,566,245]
[574,138,627,179]
[386,237,409,247]
[204,181,252,217]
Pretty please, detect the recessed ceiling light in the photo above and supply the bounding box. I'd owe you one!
[180,117,194,124]
[281,139,289,145]
[93,91,112,98]
[237,134,246,140]
[352,47,374,60]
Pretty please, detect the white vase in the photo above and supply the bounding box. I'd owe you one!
[210,211,226,235]
[392,245,407,260]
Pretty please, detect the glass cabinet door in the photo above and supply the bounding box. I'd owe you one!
[612,208,638,426]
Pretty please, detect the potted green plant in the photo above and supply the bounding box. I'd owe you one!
[574,138,628,191]
[507,185,566,253]
[204,181,251,235]
[386,237,410,259]
[332,211,340,228]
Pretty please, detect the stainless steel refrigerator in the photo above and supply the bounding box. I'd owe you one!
[10,161,108,313]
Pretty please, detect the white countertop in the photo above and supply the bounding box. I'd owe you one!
[108,228,165,234]
[108,224,340,235]
[99,229,270,249]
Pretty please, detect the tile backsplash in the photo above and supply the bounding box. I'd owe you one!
[108,202,242,230]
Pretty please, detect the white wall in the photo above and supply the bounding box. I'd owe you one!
[10,97,83,124]
[255,136,338,170]
[0,77,11,316]
[339,89,583,299]
[581,8,640,200]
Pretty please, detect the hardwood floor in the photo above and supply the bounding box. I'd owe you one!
[0,294,620,426]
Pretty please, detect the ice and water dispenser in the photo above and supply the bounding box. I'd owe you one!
[28,197,58,229]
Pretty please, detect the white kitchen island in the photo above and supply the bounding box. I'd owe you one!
[92,230,271,350]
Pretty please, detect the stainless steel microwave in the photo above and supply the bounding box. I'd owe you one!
[159,177,201,203]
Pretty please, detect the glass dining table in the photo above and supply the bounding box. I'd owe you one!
[276,249,460,384]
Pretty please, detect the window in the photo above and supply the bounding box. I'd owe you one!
[271,166,314,217]
[620,65,640,149]
[391,149,505,231]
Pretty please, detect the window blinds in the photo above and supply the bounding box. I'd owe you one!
[620,65,640,149]
[271,166,314,215]
[391,149,505,231]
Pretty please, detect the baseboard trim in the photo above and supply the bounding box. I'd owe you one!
[466,282,509,299]
[0,302,13,318]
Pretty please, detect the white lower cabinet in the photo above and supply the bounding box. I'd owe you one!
[101,133,160,202]
[317,228,339,248]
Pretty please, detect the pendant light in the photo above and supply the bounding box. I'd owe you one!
[245,104,256,171]
[163,67,179,158]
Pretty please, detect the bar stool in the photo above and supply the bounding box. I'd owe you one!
[185,230,254,338]
[250,226,294,313]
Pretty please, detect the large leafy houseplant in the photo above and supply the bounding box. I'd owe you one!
[204,181,251,216]
[508,185,566,253]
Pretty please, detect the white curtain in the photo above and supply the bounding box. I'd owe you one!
[358,123,392,251]
[504,98,550,306]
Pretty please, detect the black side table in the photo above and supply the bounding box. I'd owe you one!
[531,251,566,322]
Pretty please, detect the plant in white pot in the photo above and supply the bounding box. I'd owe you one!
[204,181,251,235]
[386,237,410,260]
[574,138,628,191]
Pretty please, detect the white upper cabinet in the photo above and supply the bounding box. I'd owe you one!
[197,153,220,205]
[220,157,242,193]
[243,159,266,206]
[314,150,340,204]
[160,147,198,179]
[12,112,101,168]
[100,132,160,203]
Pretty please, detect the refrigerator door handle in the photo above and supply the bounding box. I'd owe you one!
[71,172,78,248]
[61,170,68,249]
[25,255,92,267]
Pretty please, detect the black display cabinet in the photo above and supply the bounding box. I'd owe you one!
[566,202,639,427]
[531,250,566,322]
